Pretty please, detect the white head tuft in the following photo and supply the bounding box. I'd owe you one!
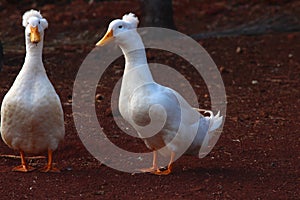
[22,9,48,29]
[122,13,139,28]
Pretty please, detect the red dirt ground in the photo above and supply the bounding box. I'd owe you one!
[0,0,299,199]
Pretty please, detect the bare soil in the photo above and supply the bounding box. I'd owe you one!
[0,0,299,199]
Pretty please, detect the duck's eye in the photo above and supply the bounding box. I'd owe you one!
[38,21,40,24]
[118,25,123,29]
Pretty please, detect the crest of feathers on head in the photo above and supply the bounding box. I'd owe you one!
[22,9,48,29]
[122,13,139,28]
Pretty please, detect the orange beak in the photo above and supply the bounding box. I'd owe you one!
[96,29,114,46]
[30,26,40,43]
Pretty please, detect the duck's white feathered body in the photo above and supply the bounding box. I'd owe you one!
[96,13,223,174]
[119,52,221,158]
[1,58,64,154]
[0,10,64,172]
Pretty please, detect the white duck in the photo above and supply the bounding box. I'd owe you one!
[96,13,223,175]
[0,10,65,172]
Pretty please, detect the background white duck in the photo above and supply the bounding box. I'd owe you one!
[96,13,223,175]
[0,10,65,172]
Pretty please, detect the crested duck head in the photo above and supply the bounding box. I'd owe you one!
[96,13,141,52]
[22,10,48,50]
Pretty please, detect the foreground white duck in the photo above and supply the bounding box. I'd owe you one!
[0,10,65,172]
[96,13,223,175]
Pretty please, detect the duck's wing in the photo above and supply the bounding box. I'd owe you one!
[149,85,223,158]
[130,83,202,155]
[128,83,181,138]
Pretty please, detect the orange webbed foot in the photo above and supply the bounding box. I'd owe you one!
[39,165,60,173]
[13,150,35,172]
[140,166,158,174]
[153,166,172,175]
[12,165,35,172]
[39,149,60,173]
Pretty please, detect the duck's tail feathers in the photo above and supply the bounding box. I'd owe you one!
[196,110,223,158]
[193,108,223,132]
[208,111,223,132]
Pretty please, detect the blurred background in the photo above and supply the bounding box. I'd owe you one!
[0,0,299,69]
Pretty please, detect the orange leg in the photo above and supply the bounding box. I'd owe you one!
[140,151,158,173]
[12,150,35,172]
[154,151,175,175]
[39,149,60,173]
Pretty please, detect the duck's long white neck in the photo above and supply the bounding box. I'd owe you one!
[23,35,45,73]
[117,30,154,119]
[118,31,153,83]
